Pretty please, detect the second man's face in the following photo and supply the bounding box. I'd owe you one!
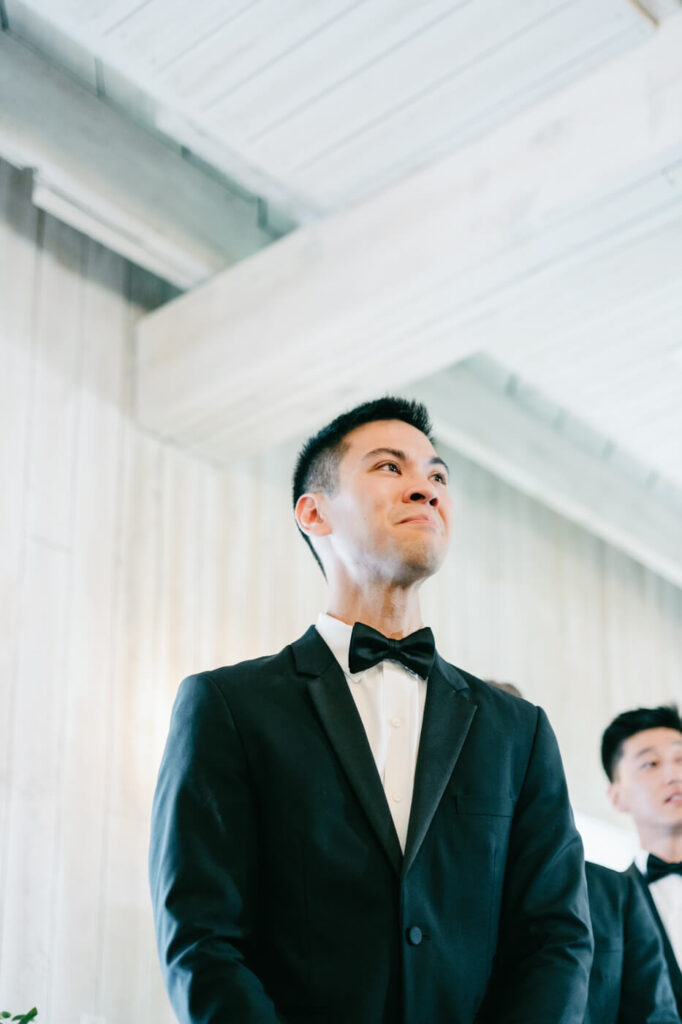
[609,727,682,833]
[320,418,454,586]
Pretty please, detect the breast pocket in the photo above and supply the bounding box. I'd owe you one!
[452,793,515,817]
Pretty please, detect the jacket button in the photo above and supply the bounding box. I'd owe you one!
[406,925,423,946]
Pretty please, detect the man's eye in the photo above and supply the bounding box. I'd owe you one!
[433,472,448,485]
[379,462,400,472]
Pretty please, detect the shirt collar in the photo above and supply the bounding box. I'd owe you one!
[635,848,650,875]
[635,847,682,882]
[315,612,357,678]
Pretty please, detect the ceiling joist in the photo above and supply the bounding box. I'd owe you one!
[0,31,275,288]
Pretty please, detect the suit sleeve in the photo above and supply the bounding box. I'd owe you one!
[149,673,284,1024]
[618,875,680,1024]
[478,706,594,1024]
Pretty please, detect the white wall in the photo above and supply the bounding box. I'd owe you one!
[1,157,681,1022]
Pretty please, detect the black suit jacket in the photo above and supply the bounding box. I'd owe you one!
[624,863,682,1018]
[149,626,592,1024]
[585,861,679,1023]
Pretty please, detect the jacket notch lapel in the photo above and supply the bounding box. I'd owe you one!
[402,659,476,876]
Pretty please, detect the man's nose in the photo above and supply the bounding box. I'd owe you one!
[407,479,438,505]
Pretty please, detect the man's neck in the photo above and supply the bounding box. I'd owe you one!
[326,582,424,638]
[639,827,682,863]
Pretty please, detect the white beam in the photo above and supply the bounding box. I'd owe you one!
[410,364,682,591]
[0,32,274,288]
[136,14,682,455]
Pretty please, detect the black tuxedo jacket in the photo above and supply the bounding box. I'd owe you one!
[624,863,682,1018]
[585,861,679,1023]
[149,627,592,1024]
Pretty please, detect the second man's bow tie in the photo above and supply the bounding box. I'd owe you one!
[646,853,682,884]
[348,622,435,679]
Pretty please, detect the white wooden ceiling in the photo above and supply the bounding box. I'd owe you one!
[1,0,681,583]
[2,0,661,216]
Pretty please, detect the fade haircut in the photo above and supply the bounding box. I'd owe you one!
[292,396,434,573]
[601,704,682,781]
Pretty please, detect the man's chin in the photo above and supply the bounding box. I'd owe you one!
[392,547,446,583]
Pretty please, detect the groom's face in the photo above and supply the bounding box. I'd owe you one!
[321,419,453,585]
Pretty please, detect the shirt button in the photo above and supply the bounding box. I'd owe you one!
[390,716,401,728]
[392,792,402,803]
[406,926,423,946]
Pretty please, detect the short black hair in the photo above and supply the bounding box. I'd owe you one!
[601,704,682,781]
[292,396,434,572]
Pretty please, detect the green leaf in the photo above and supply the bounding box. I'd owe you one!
[13,1012,38,1023]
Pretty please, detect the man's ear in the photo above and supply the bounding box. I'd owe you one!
[295,494,332,537]
[607,780,629,814]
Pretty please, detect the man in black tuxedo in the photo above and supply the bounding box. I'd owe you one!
[149,396,592,1023]
[486,683,678,1022]
[584,861,679,1023]
[602,705,682,1017]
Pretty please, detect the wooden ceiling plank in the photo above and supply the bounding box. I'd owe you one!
[243,0,573,174]
[281,5,650,207]
[156,0,363,108]
[206,0,488,145]
[101,0,259,73]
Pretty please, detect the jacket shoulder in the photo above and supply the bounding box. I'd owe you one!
[450,663,541,727]
[183,642,297,696]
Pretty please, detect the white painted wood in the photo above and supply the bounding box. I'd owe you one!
[0,160,40,1012]
[0,540,70,1012]
[48,242,128,1020]
[241,0,646,196]
[4,0,99,89]
[103,0,303,78]
[25,215,85,549]
[22,0,152,34]
[285,4,651,208]
[206,0,477,145]
[7,0,655,223]
[630,0,682,24]
[136,13,682,464]
[0,32,274,287]
[409,362,682,589]
[155,0,368,109]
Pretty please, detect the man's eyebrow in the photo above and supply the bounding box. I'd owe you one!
[362,447,449,473]
[634,745,658,759]
[363,447,406,461]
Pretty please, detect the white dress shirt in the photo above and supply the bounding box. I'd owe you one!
[635,847,682,969]
[315,612,427,851]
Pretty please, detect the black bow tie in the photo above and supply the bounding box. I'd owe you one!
[348,622,435,679]
[646,854,682,884]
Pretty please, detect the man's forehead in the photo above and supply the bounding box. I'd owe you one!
[343,418,437,457]
[623,727,682,759]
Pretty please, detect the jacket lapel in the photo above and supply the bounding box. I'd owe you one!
[402,655,477,876]
[293,628,403,877]
[625,863,682,1004]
